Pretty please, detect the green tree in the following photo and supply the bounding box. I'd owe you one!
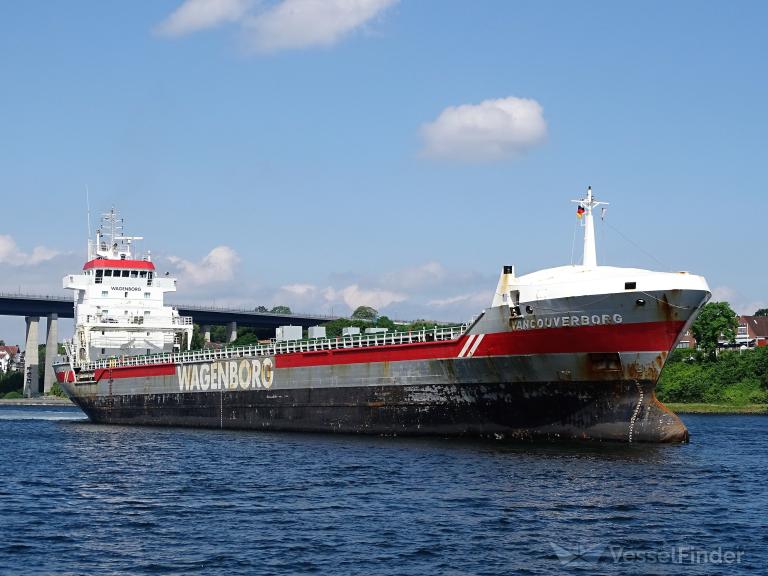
[210,325,228,343]
[270,305,292,314]
[376,315,396,330]
[0,371,23,395]
[321,318,369,338]
[691,302,738,360]
[232,327,260,346]
[754,308,768,317]
[351,306,378,320]
[190,324,205,350]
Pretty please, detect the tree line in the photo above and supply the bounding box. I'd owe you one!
[656,301,768,405]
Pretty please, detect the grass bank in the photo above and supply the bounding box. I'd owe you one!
[0,396,74,406]
[665,403,768,414]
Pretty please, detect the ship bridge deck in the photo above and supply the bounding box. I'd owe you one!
[67,324,470,372]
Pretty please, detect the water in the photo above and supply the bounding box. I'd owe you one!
[0,407,766,575]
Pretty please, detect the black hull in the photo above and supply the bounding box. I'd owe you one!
[70,380,688,443]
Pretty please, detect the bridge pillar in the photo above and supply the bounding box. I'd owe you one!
[202,325,211,344]
[226,322,237,343]
[44,313,58,394]
[23,316,40,397]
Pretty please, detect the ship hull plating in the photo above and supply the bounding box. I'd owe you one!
[55,289,710,443]
[67,379,686,442]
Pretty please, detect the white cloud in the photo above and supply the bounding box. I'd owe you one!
[710,286,736,303]
[711,286,766,316]
[156,0,254,37]
[328,284,406,310]
[0,235,59,266]
[167,246,240,286]
[383,261,446,290]
[188,260,491,320]
[273,281,405,314]
[420,96,547,162]
[243,0,398,53]
[281,283,317,296]
[428,291,490,308]
[156,0,397,52]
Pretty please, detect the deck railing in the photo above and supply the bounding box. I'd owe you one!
[75,325,468,371]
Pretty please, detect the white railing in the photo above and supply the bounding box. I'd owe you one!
[76,324,469,371]
[86,315,192,327]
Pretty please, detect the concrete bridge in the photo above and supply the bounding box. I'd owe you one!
[0,293,336,397]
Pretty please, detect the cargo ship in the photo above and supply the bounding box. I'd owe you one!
[54,190,710,442]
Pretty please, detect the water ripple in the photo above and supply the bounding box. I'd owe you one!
[0,407,766,575]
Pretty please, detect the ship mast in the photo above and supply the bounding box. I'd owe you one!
[572,186,608,267]
[91,208,144,260]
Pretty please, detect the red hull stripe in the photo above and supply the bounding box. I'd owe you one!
[275,321,686,369]
[480,320,685,357]
[83,259,156,271]
[56,371,76,383]
[70,321,686,379]
[94,364,176,381]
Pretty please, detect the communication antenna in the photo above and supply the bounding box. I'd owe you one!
[86,185,92,259]
[86,186,91,236]
[571,186,608,267]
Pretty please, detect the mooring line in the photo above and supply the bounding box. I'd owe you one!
[628,381,644,443]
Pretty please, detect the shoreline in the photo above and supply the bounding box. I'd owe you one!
[666,403,768,414]
[0,396,74,407]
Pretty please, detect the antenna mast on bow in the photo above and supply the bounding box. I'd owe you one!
[572,186,609,267]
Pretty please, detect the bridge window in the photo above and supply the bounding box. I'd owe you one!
[104,270,112,277]
[140,271,147,278]
[121,270,130,278]
[130,271,138,278]
[95,270,103,284]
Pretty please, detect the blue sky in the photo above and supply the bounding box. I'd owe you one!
[1,0,766,346]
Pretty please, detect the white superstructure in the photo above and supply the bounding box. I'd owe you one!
[63,208,192,363]
[492,187,710,308]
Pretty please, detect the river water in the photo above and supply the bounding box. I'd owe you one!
[0,406,765,575]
